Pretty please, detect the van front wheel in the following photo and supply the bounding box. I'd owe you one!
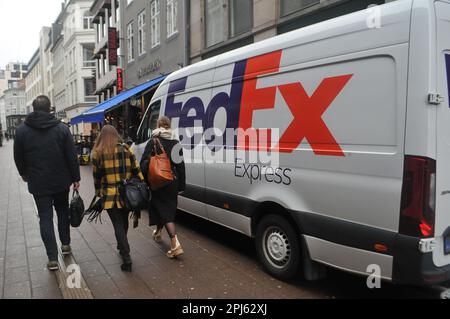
[255,214,301,280]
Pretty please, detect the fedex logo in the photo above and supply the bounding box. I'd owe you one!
[165,50,352,156]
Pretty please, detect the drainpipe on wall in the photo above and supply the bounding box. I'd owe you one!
[184,0,191,68]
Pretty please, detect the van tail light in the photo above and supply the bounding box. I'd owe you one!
[399,156,436,238]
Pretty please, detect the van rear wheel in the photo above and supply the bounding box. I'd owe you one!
[255,214,301,280]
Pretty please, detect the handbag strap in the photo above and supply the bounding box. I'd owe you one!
[153,138,167,156]
[120,143,126,182]
[88,195,98,210]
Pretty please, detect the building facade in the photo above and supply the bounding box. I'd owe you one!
[61,0,97,135]
[40,27,54,104]
[91,0,124,103]
[123,0,186,89]
[0,62,28,96]
[189,0,393,63]
[25,49,44,111]
[4,85,27,138]
[51,12,67,120]
[0,95,5,134]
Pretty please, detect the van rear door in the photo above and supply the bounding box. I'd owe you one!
[434,0,450,268]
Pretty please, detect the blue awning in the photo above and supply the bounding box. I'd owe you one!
[70,115,84,125]
[73,74,166,124]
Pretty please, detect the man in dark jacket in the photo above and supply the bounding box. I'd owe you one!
[14,95,80,271]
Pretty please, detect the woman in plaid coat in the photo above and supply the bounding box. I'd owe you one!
[92,125,144,272]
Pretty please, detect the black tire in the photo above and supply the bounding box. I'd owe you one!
[255,214,301,280]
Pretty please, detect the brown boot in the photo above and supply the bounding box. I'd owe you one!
[152,228,163,243]
[166,235,184,258]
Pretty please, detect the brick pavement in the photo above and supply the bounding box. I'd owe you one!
[0,139,325,299]
[0,140,62,299]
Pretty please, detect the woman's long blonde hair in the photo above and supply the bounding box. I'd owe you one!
[93,125,121,156]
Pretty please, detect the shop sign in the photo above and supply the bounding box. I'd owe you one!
[138,59,161,79]
[108,27,118,66]
[117,68,123,92]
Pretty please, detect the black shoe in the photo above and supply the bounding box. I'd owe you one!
[121,263,132,272]
[61,245,72,256]
[47,261,59,271]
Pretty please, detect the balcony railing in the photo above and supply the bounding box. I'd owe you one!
[83,61,96,68]
[85,96,98,103]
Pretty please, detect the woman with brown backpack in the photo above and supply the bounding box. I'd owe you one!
[140,116,186,258]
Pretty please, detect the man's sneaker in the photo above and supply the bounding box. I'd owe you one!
[47,261,59,271]
[61,245,72,256]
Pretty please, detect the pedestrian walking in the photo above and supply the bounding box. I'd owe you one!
[140,116,186,259]
[91,125,145,272]
[13,95,80,271]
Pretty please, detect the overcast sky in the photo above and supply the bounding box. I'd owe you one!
[0,0,62,68]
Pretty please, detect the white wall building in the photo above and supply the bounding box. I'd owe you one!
[1,62,27,127]
[4,85,27,137]
[0,95,5,133]
[25,49,44,110]
[41,27,54,104]
[61,0,97,135]
[0,62,28,96]
[52,34,66,119]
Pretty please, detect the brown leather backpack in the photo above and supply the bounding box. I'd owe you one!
[148,138,174,190]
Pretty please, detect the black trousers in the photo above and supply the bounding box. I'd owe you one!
[33,190,70,261]
[107,207,131,263]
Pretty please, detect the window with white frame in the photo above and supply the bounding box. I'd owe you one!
[167,0,177,38]
[127,21,135,62]
[205,0,225,47]
[138,10,146,55]
[83,16,93,30]
[150,0,160,48]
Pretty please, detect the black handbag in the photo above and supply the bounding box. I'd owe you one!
[69,190,85,227]
[119,144,150,211]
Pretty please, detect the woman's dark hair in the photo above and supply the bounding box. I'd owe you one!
[32,95,51,112]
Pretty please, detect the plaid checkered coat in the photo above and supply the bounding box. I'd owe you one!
[92,143,145,210]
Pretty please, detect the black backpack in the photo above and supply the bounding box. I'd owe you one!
[70,190,85,227]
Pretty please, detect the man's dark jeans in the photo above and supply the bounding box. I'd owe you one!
[33,190,71,261]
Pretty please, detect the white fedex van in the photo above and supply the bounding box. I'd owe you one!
[133,0,450,286]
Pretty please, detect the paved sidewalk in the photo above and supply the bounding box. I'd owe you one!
[0,139,324,299]
[0,141,62,299]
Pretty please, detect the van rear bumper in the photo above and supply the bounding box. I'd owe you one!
[393,234,450,286]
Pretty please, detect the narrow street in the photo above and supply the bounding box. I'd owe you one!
[0,140,443,299]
